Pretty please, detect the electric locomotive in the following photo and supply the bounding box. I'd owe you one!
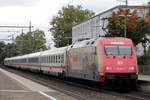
[66,37,138,84]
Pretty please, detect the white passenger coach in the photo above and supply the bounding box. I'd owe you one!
[4,47,67,76]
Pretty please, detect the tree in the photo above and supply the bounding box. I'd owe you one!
[145,3,150,25]
[0,42,5,51]
[0,41,20,64]
[0,29,47,63]
[4,43,16,57]
[108,8,131,37]
[108,8,150,54]
[33,29,47,52]
[0,42,6,64]
[0,42,17,64]
[50,5,94,47]
[15,29,47,55]
[135,19,150,54]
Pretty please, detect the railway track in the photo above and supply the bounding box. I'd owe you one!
[2,66,150,100]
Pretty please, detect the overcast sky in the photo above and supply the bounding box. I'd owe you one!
[0,0,149,47]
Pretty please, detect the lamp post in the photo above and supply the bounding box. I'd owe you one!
[124,0,128,38]
[117,0,128,37]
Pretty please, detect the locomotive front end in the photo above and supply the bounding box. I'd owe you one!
[97,38,138,84]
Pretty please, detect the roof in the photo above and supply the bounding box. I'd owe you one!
[41,47,67,56]
[72,38,96,48]
[95,5,147,17]
[5,46,68,60]
[73,5,147,27]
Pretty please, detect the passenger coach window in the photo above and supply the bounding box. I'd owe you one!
[105,45,132,55]
[61,54,64,63]
[54,56,55,63]
[58,55,61,63]
[49,56,50,63]
[50,56,52,63]
[56,55,58,63]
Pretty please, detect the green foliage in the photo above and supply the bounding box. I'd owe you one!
[0,42,6,64]
[4,43,17,57]
[0,29,47,63]
[0,42,17,64]
[15,29,47,55]
[108,16,125,37]
[50,5,94,47]
[135,20,150,54]
[0,42,5,51]
[33,29,47,52]
[137,55,150,65]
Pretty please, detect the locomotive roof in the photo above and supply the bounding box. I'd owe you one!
[99,37,133,45]
[72,38,96,48]
[71,37,132,48]
[100,37,132,41]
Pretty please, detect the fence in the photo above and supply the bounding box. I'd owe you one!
[138,65,150,75]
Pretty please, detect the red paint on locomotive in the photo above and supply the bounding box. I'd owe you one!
[95,38,138,82]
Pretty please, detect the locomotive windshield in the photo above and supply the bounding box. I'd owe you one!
[105,45,132,55]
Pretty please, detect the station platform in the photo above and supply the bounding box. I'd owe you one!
[138,75,150,82]
[0,68,77,100]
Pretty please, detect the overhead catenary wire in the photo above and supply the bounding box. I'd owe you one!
[34,0,77,29]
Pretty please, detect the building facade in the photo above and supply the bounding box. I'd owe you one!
[72,5,148,43]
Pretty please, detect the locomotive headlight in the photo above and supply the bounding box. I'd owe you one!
[128,66,134,71]
[106,66,112,70]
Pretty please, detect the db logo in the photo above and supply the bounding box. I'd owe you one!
[117,67,124,70]
[117,61,123,65]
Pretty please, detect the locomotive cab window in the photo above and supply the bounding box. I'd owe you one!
[105,45,132,55]
[119,45,132,55]
[105,45,118,55]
